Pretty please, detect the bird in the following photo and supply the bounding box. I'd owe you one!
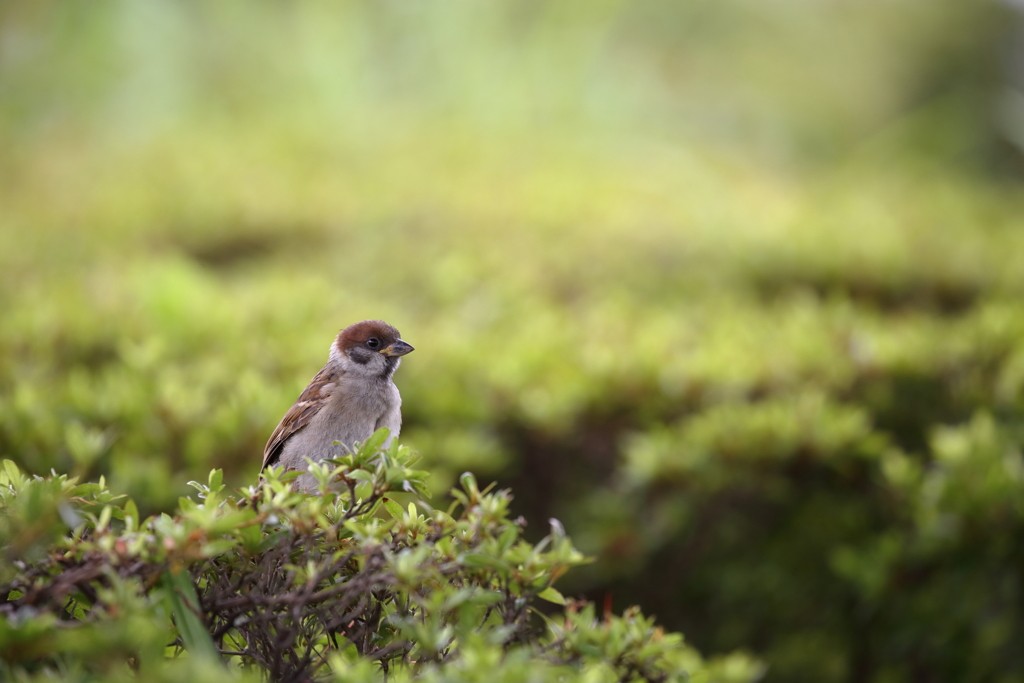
[262,320,414,491]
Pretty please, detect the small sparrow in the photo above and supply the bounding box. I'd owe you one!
[262,320,414,491]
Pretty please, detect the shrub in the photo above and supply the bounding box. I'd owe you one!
[0,433,762,683]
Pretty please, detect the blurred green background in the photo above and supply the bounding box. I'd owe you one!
[3,1,1024,680]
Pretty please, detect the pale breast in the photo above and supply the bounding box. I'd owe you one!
[279,377,401,490]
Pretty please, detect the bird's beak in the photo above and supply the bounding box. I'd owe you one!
[381,340,414,357]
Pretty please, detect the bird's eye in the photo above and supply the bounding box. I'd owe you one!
[366,338,380,349]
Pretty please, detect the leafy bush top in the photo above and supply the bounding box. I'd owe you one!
[0,432,762,683]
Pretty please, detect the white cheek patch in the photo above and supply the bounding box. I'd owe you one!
[337,351,386,379]
[328,343,344,367]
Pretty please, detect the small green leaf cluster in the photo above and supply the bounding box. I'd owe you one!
[0,435,762,683]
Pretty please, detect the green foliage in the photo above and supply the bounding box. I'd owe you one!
[1,1,1022,681]
[0,444,760,683]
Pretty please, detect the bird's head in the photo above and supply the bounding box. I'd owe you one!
[332,319,414,379]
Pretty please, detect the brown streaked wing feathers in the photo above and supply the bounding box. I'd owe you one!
[262,364,339,471]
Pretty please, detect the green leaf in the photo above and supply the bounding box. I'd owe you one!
[459,471,478,494]
[208,469,224,493]
[404,480,433,500]
[236,523,263,553]
[200,539,238,557]
[161,569,220,664]
[537,586,567,605]
[207,509,257,535]
[383,498,405,520]
[461,553,511,574]
[124,498,140,532]
[97,505,113,531]
[3,459,22,487]
[354,480,373,500]
[360,428,390,455]
[498,525,518,552]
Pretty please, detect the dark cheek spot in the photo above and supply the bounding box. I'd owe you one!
[349,348,372,365]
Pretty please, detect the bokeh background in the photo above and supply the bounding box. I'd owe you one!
[3,1,1024,680]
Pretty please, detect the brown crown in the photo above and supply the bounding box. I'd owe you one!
[335,320,402,350]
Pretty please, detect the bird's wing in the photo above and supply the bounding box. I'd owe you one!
[262,364,341,471]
